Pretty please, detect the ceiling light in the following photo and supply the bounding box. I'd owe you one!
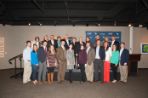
[128,24,132,27]
[139,24,143,28]
[28,23,31,26]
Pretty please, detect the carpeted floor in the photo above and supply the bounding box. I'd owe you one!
[0,69,148,98]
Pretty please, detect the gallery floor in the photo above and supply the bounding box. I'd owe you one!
[0,69,148,98]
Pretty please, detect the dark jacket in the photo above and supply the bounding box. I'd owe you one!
[78,49,87,64]
[87,47,95,65]
[110,40,120,50]
[120,48,129,65]
[47,40,58,49]
[95,46,105,60]
[72,42,79,55]
[37,47,47,63]
[64,40,71,50]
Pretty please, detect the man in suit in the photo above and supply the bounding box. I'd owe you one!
[56,39,67,83]
[94,40,105,82]
[85,42,95,82]
[119,42,129,83]
[37,41,48,83]
[111,35,120,50]
[64,35,71,50]
[47,35,58,49]
[71,37,79,67]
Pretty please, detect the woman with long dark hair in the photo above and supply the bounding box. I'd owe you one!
[78,45,87,82]
[31,44,39,85]
[110,44,119,83]
[47,45,57,84]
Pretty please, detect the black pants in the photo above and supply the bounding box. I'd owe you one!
[68,69,73,82]
[94,59,104,82]
[79,64,86,82]
[111,63,118,80]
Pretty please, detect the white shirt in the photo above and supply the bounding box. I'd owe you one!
[120,48,124,57]
[23,47,32,62]
[51,40,54,45]
[66,40,69,46]
[43,46,47,51]
[105,47,112,61]
[111,40,115,48]
[86,47,90,54]
[95,46,100,59]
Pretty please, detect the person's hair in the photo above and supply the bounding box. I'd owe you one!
[121,42,125,45]
[113,44,117,51]
[104,41,109,51]
[33,44,37,52]
[86,41,90,45]
[96,39,100,42]
[26,40,31,44]
[57,36,61,39]
[112,34,116,37]
[49,45,55,54]
[80,45,85,49]
[35,36,40,41]
[69,43,73,48]
[61,39,65,42]
[42,40,47,45]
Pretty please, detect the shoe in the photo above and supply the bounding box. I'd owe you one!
[112,80,117,83]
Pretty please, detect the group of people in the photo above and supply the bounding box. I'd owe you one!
[23,34,129,85]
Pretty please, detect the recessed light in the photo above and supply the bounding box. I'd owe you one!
[28,23,31,26]
[128,24,132,27]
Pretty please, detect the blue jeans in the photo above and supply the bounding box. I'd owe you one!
[32,65,38,81]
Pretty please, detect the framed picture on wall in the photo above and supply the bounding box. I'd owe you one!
[141,43,148,54]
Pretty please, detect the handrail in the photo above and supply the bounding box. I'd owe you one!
[8,53,23,79]
[8,54,23,64]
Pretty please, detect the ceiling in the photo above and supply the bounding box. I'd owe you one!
[0,0,148,26]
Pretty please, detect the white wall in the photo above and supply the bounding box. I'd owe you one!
[0,25,147,69]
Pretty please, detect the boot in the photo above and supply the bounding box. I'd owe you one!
[51,73,54,84]
[48,73,51,85]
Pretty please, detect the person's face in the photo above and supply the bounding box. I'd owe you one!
[112,36,115,41]
[61,41,65,46]
[44,35,48,40]
[50,45,54,50]
[97,40,100,46]
[81,46,84,50]
[33,45,38,51]
[35,37,39,42]
[69,44,73,49]
[73,38,76,43]
[79,37,82,42]
[57,37,61,40]
[96,35,100,39]
[86,43,90,48]
[43,42,47,46]
[112,45,116,51]
[64,35,68,40]
[104,42,108,48]
[104,37,108,41]
[86,37,90,41]
[120,43,125,49]
[50,35,54,40]
[27,42,31,47]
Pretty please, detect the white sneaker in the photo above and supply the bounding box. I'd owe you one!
[112,80,117,83]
